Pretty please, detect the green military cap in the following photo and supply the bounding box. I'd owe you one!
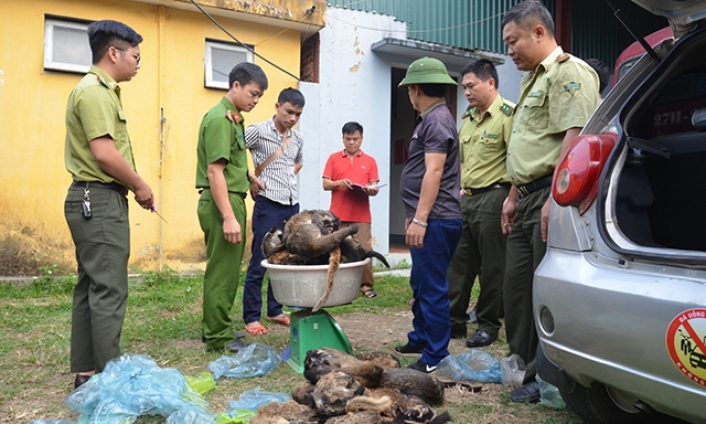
[399,57,458,87]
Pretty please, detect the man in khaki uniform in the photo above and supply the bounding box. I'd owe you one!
[500,1,598,402]
[448,59,514,348]
[64,20,156,389]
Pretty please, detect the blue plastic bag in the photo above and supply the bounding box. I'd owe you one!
[225,388,291,413]
[436,349,502,383]
[64,354,214,424]
[165,410,217,424]
[208,343,282,380]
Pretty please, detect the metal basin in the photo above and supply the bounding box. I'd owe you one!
[262,258,369,308]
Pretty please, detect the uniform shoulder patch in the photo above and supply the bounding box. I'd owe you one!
[95,75,110,89]
[556,53,570,63]
[500,103,514,116]
[563,82,581,99]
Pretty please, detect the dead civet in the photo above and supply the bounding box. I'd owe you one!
[263,210,390,267]
[262,210,390,311]
[251,348,450,424]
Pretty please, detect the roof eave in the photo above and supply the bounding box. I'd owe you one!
[371,37,505,68]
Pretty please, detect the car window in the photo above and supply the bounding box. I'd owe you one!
[617,57,640,82]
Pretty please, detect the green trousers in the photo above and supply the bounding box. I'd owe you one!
[503,186,550,384]
[198,190,246,350]
[64,186,129,373]
[447,187,508,339]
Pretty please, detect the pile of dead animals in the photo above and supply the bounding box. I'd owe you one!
[251,348,451,424]
[263,210,389,268]
[263,210,390,311]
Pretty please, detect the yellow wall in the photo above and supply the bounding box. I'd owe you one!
[0,0,305,274]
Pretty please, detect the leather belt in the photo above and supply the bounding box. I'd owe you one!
[517,175,553,198]
[463,182,510,196]
[198,188,247,199]
[72,181,128,196]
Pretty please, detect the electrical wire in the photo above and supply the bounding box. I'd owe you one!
[188,0,300,81]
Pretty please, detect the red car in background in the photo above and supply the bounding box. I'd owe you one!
[612,26,673,87]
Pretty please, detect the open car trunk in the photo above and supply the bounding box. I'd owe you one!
[613,28,706,253]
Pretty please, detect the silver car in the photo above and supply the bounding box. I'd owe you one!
[535,1,706,423]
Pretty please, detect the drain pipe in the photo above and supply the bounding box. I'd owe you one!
[157,5,166,270]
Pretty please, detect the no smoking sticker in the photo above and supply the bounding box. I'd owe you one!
[666,308,706,387]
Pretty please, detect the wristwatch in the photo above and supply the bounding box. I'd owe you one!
[411,217,428,228]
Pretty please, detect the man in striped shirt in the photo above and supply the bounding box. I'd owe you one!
[242,88,305,335]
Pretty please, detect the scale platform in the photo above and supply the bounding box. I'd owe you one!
[287,308,352,373]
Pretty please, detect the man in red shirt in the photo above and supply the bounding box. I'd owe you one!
[322,122,381,298]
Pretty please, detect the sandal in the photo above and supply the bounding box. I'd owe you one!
[244,323,268,336]
[362,288,378,298]
[266,314,291,327]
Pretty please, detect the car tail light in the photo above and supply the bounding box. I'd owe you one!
[553,133,617,214]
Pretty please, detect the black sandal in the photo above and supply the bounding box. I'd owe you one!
[363,288,378,298]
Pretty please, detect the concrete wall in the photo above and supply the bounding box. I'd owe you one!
[298,8,406,255]
[495,61,523,104]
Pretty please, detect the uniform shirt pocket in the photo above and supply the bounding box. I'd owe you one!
[460,134,472,157]
[521,92,549,129]
[113,109,131,153]
[479,135,502,160]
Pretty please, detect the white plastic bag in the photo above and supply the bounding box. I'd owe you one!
[499,354,526,386]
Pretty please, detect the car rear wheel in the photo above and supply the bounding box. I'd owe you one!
[560,383,672,424]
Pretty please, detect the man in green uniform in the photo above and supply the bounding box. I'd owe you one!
[64,20,155,389]
[500,1,598,402]
[447,59,514,348]
[196,62,268,352]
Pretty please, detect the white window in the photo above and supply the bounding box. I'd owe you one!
[204,40,254,90]
[44,18,92,74]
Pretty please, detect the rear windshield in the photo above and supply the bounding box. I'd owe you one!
[637,69,706,138]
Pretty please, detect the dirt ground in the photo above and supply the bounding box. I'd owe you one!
[335,309,496,359]
[336,311,523,405]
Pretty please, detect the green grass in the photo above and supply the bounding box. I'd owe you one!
[0,270,582,424]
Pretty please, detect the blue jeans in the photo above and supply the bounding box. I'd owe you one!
[243,196,299,324]
[408,218,462,365]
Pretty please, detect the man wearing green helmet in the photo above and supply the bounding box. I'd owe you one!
[394,57,463,374]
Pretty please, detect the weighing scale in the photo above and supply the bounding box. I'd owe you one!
[262,258,369,373]
[286,308,352,373]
